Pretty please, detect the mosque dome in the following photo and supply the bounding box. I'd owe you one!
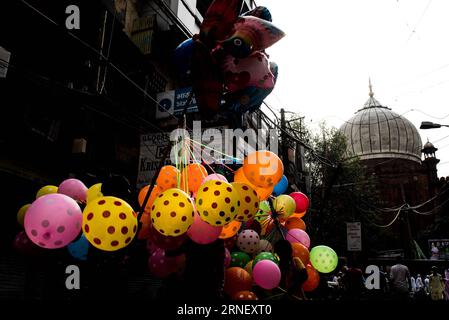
[340,82,422,163]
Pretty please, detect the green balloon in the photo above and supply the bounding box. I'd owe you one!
[229,251,251,268]
[309,245,338,273]
[255,201,271,222]
[253,252,279,269]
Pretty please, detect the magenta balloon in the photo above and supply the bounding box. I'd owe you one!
[58,178,88,202]
[289,192,309,213]
[24,194,82,249]
[286,228,310,248]
[201,174,228,184]
[148,248,184,278]
[187,213,223,244]
[146,239,159,255]
[252,259,281,289]
[224,248,231,267]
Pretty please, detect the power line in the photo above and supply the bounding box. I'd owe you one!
[406,0,433,43]
[19,0,184,128]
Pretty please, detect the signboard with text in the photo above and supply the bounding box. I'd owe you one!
[137,132,171,189]
[156,87,199,119]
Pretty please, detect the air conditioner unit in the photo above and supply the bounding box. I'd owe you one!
[0,47,11,78]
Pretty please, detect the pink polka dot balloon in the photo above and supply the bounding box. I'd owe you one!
[148,248,185,278]
[187,212,223,244]
[286,228,310,248]
[237,229,260,254]
[201,173,228,184]
[58,178,88,202]
[24,194,82,249]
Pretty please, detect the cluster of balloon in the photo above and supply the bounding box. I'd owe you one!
[173,0,285,116]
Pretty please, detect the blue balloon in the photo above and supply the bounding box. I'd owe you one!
[68,234,89,261]
[273,175,288,196]
[174,38,194,80]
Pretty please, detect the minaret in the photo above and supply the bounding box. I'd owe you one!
[422,139,440,184]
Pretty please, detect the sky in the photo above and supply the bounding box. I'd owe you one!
[256,0,449,177]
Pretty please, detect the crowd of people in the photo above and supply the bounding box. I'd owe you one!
[327,257,449,301]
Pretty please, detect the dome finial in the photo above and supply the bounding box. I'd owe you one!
[369,78,374,97]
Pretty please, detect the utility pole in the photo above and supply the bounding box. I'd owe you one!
[280,108,289,171]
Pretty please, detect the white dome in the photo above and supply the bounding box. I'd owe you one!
[340,95,422,163]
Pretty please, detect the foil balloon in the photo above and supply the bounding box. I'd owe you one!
[222,51,274,93]
[221,16,285,58]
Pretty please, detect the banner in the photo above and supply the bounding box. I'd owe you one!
[137,132,171,189]
[346,222,362,251]
[429,239,449,260]
[156,87,199,119]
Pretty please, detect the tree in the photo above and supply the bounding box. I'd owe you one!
[288,120,383,256]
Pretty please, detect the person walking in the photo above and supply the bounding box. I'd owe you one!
[389,257,411,300]
[429,266,445,301]
[415,274,425,300]
[444,269,449,301]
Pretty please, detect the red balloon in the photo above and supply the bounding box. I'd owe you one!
[302,263,320,292]
[224,267,253,296]
[245,218,262,235]
[290,192,309,213]
[13,231,44,256]
[148,224,187,250]
[224,234,238,250]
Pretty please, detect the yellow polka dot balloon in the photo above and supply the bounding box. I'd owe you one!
[231,182,260,222]
[151,188,194,237]
[82,196,137,251]
[196,180,240,226]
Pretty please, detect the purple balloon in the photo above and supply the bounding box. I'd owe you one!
[58,178,88,202]
[286,228,310,248]
[252,259,281,289]
[24,194,82,249]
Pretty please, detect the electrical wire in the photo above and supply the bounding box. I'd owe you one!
[19,0,186,129]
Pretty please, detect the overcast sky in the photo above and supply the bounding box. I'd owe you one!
[256,0,449,177]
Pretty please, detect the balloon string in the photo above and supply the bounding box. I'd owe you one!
[189,138,242,161]
[183,138,189,193]
[190,141,236,174]
[190,142,218,176]
[174,139,181,189]
[187,141,210,179]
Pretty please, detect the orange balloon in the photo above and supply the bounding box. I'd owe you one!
[156,166,179,191]
[255,185,274,201]
[224,267,253,296]
[303,263,320,292]
[138,212,152,239]
[285,216,306,231]
[234,167,253,185]
[138,185,162,213]
[220,220,242,239]
[232,290,258,300]
[291,212,306,219]
[291,242,310,265]
[243,151,284,188]
[180,163,208,194]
